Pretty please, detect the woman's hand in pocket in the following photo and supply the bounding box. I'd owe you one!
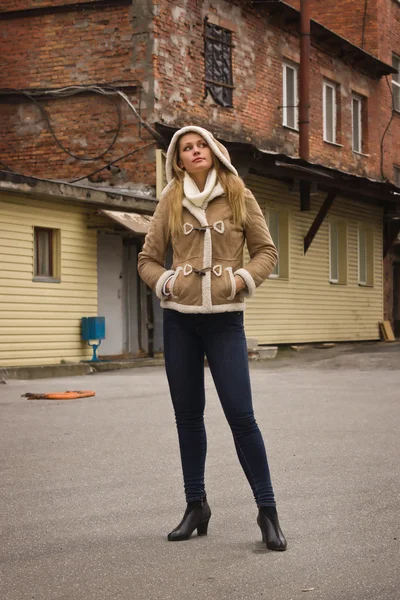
[234,275,246,293]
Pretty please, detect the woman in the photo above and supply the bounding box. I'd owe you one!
[138,126,287,551]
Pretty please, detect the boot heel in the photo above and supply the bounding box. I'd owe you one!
[260,528,266,543]
[197,519,210,536]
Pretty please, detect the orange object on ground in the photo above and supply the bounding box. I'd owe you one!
[24,390,95,400]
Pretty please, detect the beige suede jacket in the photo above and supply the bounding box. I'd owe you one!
[137,189,278,314]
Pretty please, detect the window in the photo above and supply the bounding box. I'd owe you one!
[352,94,363,153]
[323,81,337,143]
[204,19,234,107]
[329,220,347,284]
[394,165,400,187]
[282,62,298,130]
[267,210,289,279]
[393,54,400,112]
[33,227,60,281]
[358,226,374,286]
[156,149,167,199]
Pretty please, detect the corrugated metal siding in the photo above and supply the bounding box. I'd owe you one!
[244,175,383,344]
[0,195,97,366]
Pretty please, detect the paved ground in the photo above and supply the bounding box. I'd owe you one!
[1,344,399,600]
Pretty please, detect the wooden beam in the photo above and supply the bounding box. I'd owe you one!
[304,189,337,254]
[383,220,400,257]
[300,180,311,211]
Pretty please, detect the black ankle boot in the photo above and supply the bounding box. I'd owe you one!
[257,506,287,551]
[167,498,211,541]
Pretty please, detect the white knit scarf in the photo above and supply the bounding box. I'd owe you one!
[183,168,224,208]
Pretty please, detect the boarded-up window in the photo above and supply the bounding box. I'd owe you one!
[33,227,60,281]
[204,20,233,107]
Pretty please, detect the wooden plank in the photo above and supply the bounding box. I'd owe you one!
[379,321,396,342]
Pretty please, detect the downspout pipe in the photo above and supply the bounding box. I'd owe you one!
[299,0,311,211]
[299,0,310,161]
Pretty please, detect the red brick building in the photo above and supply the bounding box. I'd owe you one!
[1,0,400,352]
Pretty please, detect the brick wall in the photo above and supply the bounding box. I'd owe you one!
[0,1,157,187]
[152,0,395,183]
[1,0,399,188]
[285,0,380,57]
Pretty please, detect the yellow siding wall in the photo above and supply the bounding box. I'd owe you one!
[0,194,97,366]
[245,175,383,344]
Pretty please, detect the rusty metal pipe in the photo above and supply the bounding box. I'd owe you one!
[299,0,310,161]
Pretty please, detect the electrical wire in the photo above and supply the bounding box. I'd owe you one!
[380,75,395,181]
[2,88,122,161]
[0,84,167,180]
[70,141,157,183]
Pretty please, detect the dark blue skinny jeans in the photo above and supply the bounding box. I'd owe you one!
[163,309,276,507]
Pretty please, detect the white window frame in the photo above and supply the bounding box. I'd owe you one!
[329,221,339,283]
[358,226,373,287]
[282,62,298,130]
[393,54,400,112]
[323,80,337,143]
[352,94,363,153]
[394,165,400,187]
[268,210,280,278]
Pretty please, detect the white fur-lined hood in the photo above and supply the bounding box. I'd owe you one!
[165,126,238,183]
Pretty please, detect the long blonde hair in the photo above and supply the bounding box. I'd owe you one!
[166,144,248,236]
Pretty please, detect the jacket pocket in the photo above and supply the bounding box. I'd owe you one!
[225,266,237,301]
[169,266,183,299]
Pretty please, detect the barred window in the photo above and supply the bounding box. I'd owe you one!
[204,20,234,107]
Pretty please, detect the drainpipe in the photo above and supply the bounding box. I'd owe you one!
[299,0,311,210]
[299,0,310,160]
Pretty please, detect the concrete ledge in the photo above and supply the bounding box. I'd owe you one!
[91,358,165,372]
[248,346,278,361]
[0,363,93,380]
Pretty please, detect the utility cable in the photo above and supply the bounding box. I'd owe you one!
[69,141,157,183]
[17,89,121,162]
[0,84,167,180]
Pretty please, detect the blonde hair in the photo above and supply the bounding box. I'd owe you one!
[166,143,247,236]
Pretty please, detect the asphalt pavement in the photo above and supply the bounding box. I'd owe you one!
[1,345,399,600]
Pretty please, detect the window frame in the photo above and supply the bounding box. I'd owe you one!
[329,221,339,283]
[33,226,61,283]
[329,219,347,285]
[266,209,289,280]
[358,225,374,287]
[352,93,363,153]
[282,62,299,131]
[393,54,400,112]
[323,80,337,144]
[268,210,280,278]
[394,164,400,187]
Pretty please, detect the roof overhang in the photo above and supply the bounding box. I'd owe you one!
[0,170,158,215]
[156,123,400,208]
[100,209,151,235]
[243,0,395,78]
